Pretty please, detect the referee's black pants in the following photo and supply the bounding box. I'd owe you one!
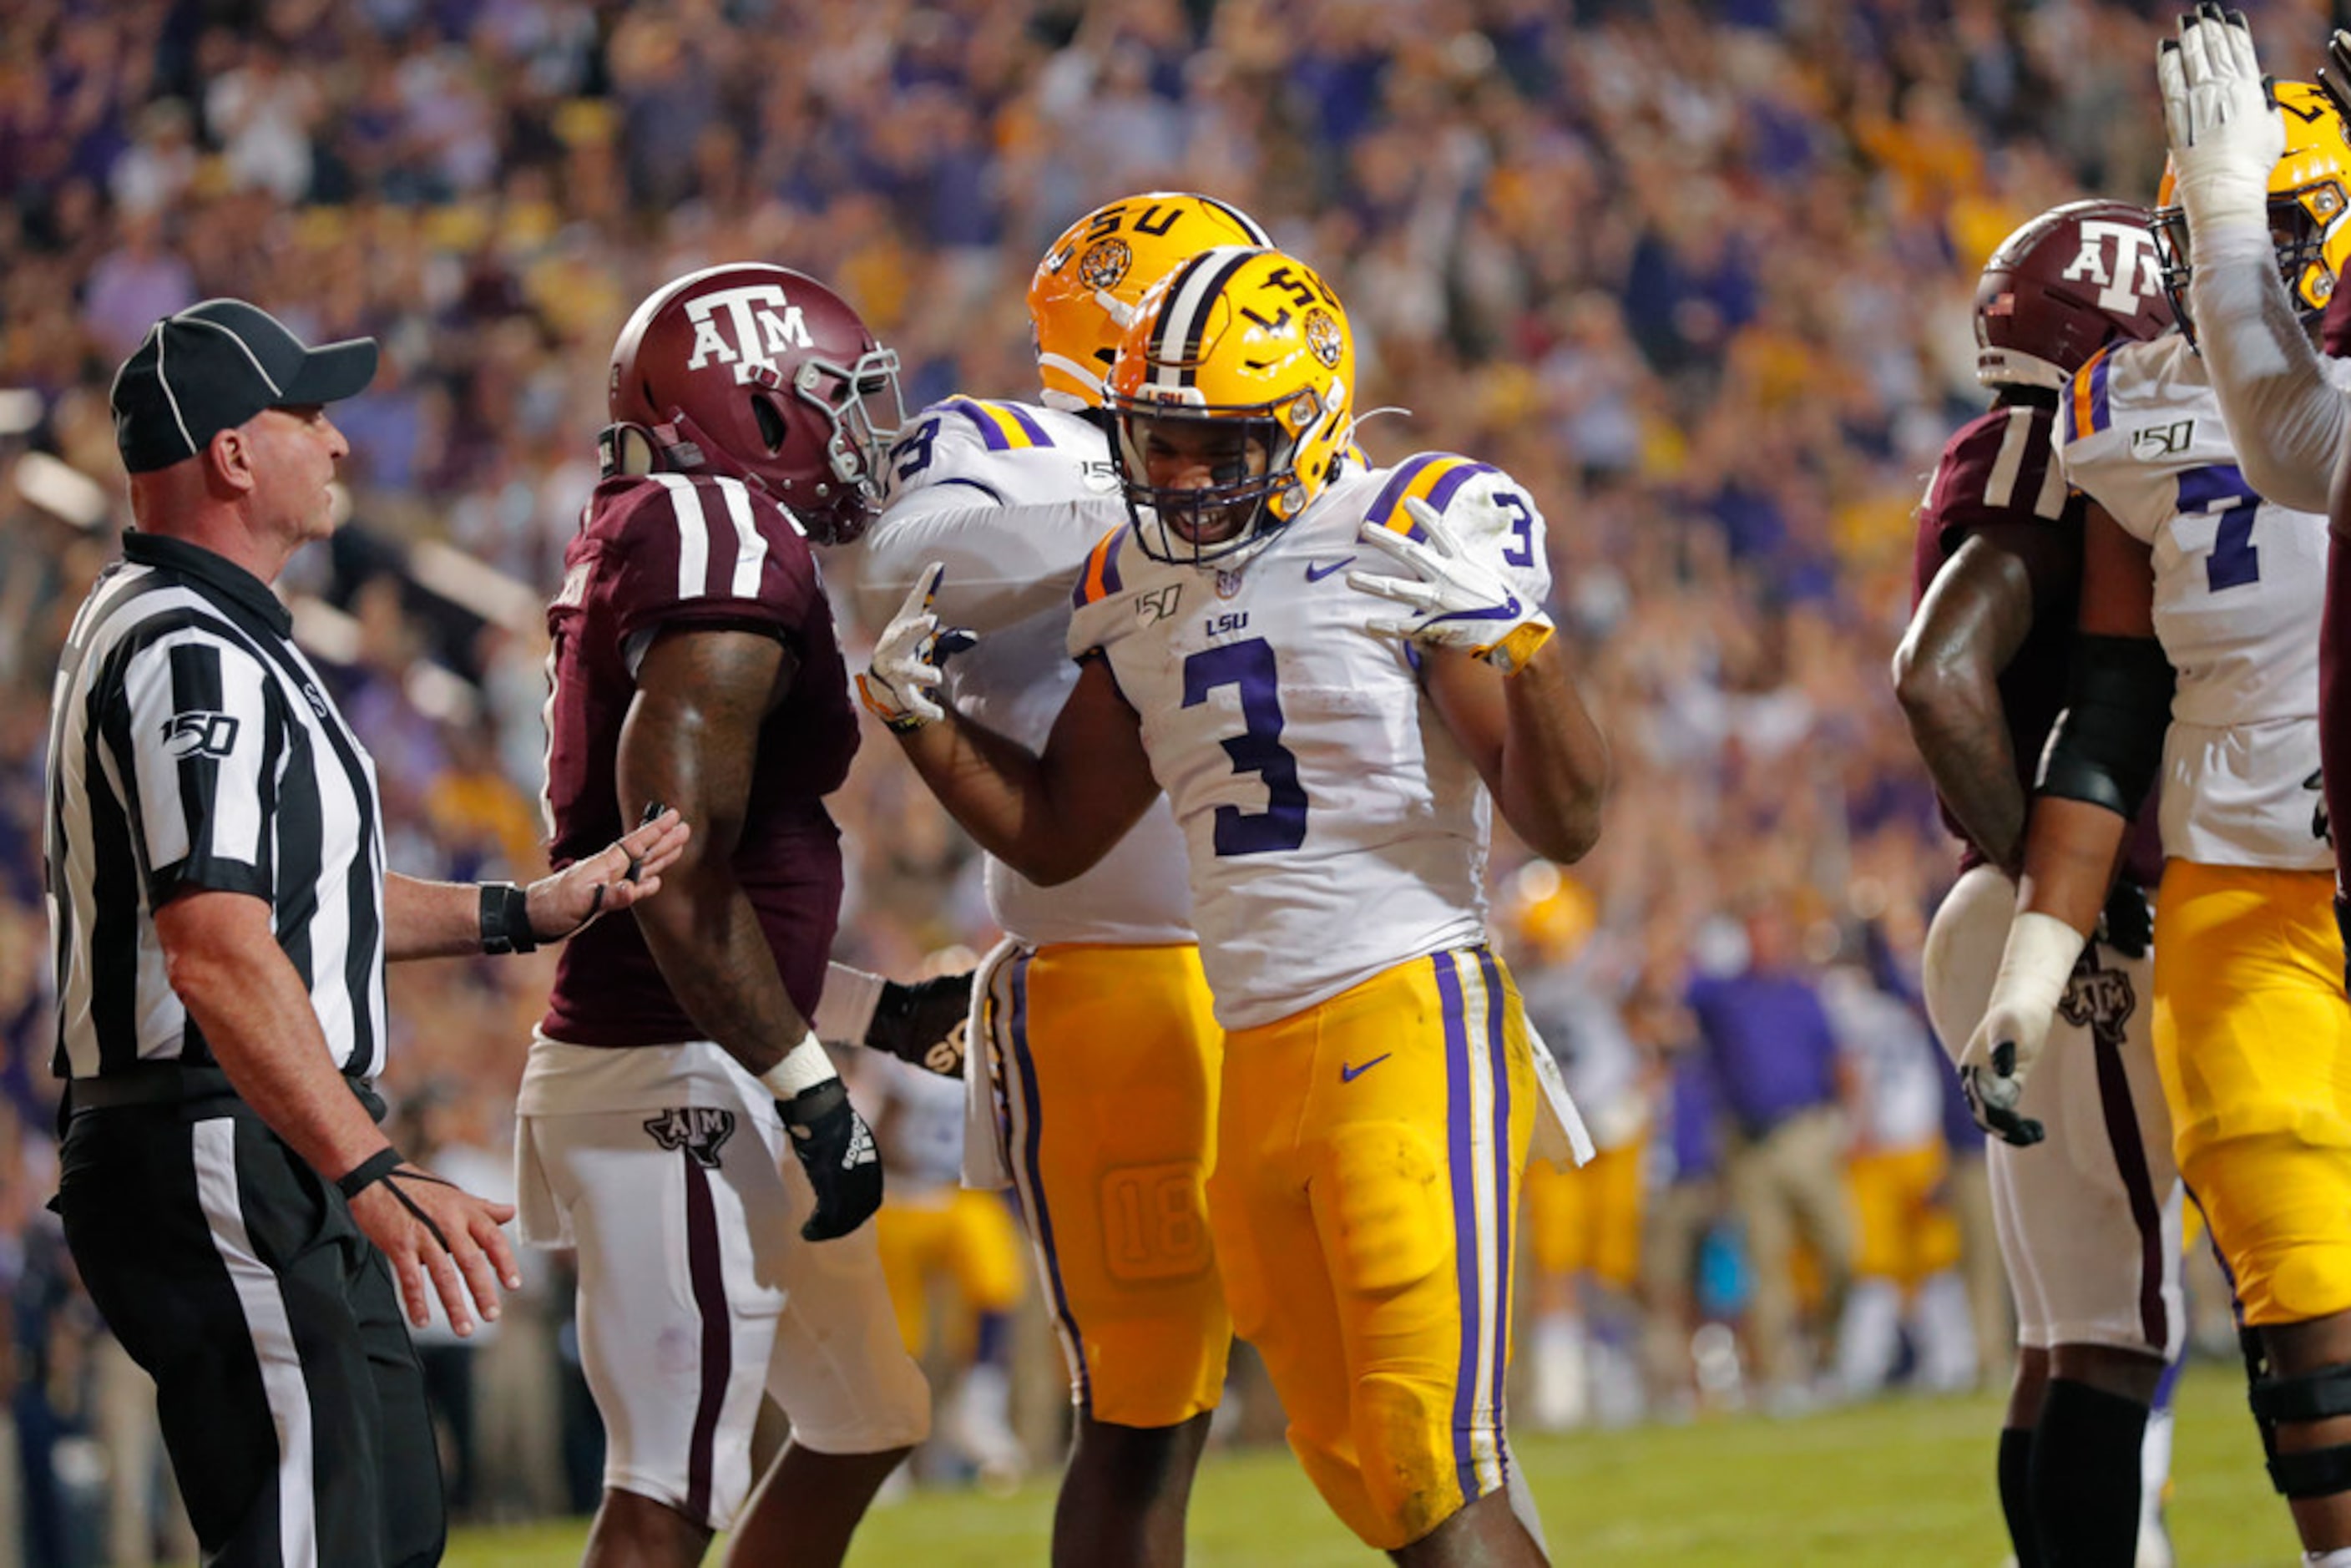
[57,1098,447,1568]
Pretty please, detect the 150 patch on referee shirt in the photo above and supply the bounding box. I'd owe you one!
[161,711,240,759]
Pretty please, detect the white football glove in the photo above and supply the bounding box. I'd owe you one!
[1348,496,1555,675]
[1955,910,2086,1147]
[2157,5,2282,235]
[856,563,976,733]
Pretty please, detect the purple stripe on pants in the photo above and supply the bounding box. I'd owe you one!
[1005,953,1091,1406]
[1474,947,1514,1484]
[1433,953,1480,1503]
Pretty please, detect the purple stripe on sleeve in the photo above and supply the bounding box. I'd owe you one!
[680,1152,730,1525]
[1421,459,1499,526]
[944,397,1011,451]
[1433,953,1481,1504]
[2087,352,2115,435]
[1366,453,1438,534]
[1100,530,1125,595]
[1002,403,1054,447]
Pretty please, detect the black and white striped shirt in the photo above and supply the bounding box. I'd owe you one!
[44,532,387,1081]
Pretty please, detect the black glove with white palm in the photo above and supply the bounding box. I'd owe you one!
[1956,910,2087,1147]
[2157,4,2282,235]
[1347,496,1555,675]
[857,562,977,733]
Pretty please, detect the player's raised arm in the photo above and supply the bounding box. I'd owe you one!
[862,564,1162,884]
[2158,10,2350,513]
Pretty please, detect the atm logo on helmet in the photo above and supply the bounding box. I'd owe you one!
[2060,221,2164,316]
[684,285,817,384]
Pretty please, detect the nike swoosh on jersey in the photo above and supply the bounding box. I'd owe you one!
[1306,555,1358,583]
[1339,1052,1393,1083]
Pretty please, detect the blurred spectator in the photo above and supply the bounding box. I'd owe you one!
[1685,896,1857,1408]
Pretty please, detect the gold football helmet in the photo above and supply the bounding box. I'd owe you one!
[1029,193,1272,412]
[1105,245,1356,566]
[2154,78,2351,336]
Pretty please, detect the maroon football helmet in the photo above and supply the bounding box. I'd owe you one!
[606,262,905,543]
[1975,201,2175,391]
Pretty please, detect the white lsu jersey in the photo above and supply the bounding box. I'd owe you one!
[1067,452,1554,1030]
[857,395,1194,946]
[2060,334,2332,872]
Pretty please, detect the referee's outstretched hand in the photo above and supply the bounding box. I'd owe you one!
[345,1160,522,1336]
[527,805,690,943]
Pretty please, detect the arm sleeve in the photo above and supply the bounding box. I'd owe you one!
[2190,221,2347,515]
[107,630,278,904]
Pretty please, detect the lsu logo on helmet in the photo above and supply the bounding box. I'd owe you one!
[1029,192,1273,411]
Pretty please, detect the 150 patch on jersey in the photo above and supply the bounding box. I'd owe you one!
[160,711,240,759]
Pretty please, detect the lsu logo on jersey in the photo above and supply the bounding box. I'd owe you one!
[684,284,817,385]
[2060,218,2165,316]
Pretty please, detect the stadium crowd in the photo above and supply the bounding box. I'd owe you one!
[0,0,2283,1560]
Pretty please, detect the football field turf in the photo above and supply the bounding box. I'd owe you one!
[447,1360,2288,1565]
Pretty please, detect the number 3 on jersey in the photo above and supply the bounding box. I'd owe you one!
[2181,463,2261,593]
[1182,638,1307,856]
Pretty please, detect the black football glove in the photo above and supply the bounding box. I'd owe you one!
[2096,878,2153,962]
[866,972,973,1078]
[778,1079,883,1242]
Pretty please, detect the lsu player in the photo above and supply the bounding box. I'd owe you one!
[854,192,1268,1565]
[1976,38,2351,1562]
[1892,200,2182,1566]
[2153,14,2351,1561]
[861,245,1610,1563]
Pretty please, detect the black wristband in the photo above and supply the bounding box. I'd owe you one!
[479,881,538,955]
[336,1146,403,1201]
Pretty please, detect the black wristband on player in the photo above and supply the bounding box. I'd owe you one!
[479,881,538,955]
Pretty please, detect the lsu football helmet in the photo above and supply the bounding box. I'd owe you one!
[604,262,905,544]
[1975,200,2175,389]
[1029,192,1273,412]
[2153,79,2351,341]
[1105,245,1356,567]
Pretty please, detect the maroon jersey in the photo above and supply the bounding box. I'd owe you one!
[1911,401,2164,888]
[539,472,859,1044]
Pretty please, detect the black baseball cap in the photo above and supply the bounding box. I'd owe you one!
[110,299,379,474]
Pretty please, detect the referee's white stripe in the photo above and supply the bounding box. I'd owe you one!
[1457,952,1504,1492]
[715,478,770,598]
[652,473,711,600]
[193,1116,317,1568]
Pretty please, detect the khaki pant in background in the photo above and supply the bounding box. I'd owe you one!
[1724,1105,1855,1391]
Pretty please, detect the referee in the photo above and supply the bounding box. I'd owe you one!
[43,299,688,1567]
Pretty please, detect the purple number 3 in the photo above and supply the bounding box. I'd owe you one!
[1182,638,1308,856]
[1495,493,1535,569]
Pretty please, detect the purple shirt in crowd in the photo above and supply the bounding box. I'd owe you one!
[1683,969,1840,1138]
